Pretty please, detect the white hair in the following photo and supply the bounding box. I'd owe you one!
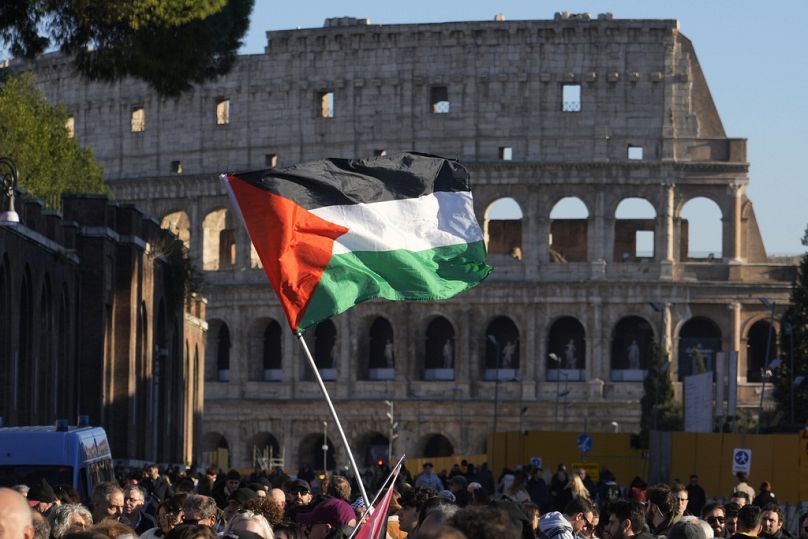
[48,504,93,538]
[224,510,274,539]
[681,516,714,539]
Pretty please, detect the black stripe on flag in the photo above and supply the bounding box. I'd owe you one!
[229,152,471,210]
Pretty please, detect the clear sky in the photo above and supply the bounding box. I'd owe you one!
[240,0,807,255]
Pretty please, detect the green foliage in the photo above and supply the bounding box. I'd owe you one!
[639,343,682,447]
[771,223,808,430]
[0,73,107,205]
[151,234,204,313]
[0,0,253,96]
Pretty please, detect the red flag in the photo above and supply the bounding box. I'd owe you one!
[354,479,396,539]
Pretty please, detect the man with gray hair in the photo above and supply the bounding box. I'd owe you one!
[122,484,157,534]
[91,482,124,523]
[47,504,93,538]
[0,488,35,539]
[182,494,219,528]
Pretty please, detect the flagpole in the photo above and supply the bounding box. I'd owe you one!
[296,332,370,508]
[347,456,404,539]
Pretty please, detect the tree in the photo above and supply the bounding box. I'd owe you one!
[0,0,253,96]
[639,343,682,447]
[771,225,808,430]
[0,73,106,203]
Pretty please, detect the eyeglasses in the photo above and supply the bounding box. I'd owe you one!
[678,498,689,503]
[291,489,311,495]
[707,517,726,524]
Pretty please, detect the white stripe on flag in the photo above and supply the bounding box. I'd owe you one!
[310,191,483,255]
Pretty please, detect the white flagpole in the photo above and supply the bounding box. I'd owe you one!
[347,455,404,539]
[296,332,370,508]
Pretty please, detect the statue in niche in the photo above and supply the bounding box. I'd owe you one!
[564,338,577,369]
[627,339,641,369]
[502,340,517,368]
[383,339,394,368]
[442,338,454,369]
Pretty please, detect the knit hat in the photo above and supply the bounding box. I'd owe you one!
[226,469,242,481]
[27,479,57,506]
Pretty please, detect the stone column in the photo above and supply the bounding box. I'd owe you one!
[588,191,606,262]
[524,189,540,279]
[728,302,743,379]
[724,182,744,262]
[657,182,675,263]
[536,215,550,269]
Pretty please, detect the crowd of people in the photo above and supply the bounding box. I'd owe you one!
[0,461,805,539]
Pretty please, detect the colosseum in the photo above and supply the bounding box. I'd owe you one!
[13,13,796,468]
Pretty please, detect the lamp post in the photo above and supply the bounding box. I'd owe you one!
[757,298,776,433]
[649,302,666,431]
[0,157,20,224]
[322,421,328,471]
[488,334,501,465]
[385,400,398,464]
[550,353,561,423]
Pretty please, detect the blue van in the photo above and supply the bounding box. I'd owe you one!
[0,420,114,501]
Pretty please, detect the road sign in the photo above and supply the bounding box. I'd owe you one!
[530,456,543,470]
[577,433,593,454]
[572,462,600,482]
[732,448,751,474]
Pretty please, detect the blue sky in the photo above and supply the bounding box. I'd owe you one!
[240,0,808,255]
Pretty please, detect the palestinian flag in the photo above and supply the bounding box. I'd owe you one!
[222,152,492,332]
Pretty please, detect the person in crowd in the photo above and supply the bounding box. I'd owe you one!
[570,475,592,502]
[414,497,459,536]
[398,487,438,535]
[54,485,83,505]
[282,479,313,521]
[605,500,652,539]
[679,516,714,539]
[121,484,158,533]
[581,508,600,539]
[244,496,284,528]
[224,488,258,523]
[196,467,218,497]
[415,464,445,492]
[49,503,94,538]
[295,475,356,532]
[447,504,523,539]
[182,494,219,528]
[467,483,488,506]
[798,513,808,539]
[91,518,136,538]
[701,503,726,538]
[447,476,470,507]
[506,472,532,504]
[671,483,689,519]
[550,466,570,512]
[143,464,174,505]
[686,476,707,518]
[668,520,707,539]
[528,466,550,512]
[30,509,50,539]
[753,483,777,509]
[523,503,540,537]
[269,489,286,512]
[27,479,59,515]
[645,484,676,537]
[213,470,244,509]
[760,504,791,539]
[223,509,274,539]
[731,492,751,508]
[91,482,124,523]
[730,505,762,539]
[576,469,597,501]
[732,474,755,504]
[628,478,647,504]
[725,502,742,536]
[272,522,302,539]
[164,524,219,539]
[140,494,187,539]
[476,463,495,496]
[538,497,595,539]
[0,488,35,539]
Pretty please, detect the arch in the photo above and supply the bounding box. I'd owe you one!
[202,208,236,270]
[262,320,283,381]
[424,316,455,380]
[248,432,282,468]
[161,210,191,250]
[217,324,231,382]
[420,433,454,458]
[680,197,723,260]
[549,197,589,263]
[546,316,585,381]
[746,319,777,383]
[298,432,335,470]
[313,320,337,380]
[484,197,524,260]
[678,317,722,380]
[614,197,657,261]
[201,431,230,469]
[205,319,230,382]
[355,431,390,467]
[610,316,655,381]
[368,317,395,380]
[484,316,520,380]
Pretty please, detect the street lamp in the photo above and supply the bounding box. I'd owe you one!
[322,421,328,471]
[610,421,620,433]
[757,298,776,433]
[385,400,398,463]
[0,157,20,224]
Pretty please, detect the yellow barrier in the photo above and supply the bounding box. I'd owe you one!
[405,454,488,478]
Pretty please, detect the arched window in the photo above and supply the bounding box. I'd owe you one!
[610,316,655,381]
[485,197,524,260]
[549,197,589,262]
[678,317,722,380]
[263,321,283,381]
[298,432,335,470]
[680,197,723,261]
[202,208,236,270]
[484,316,520,380]
[314,320,337,380]
[546,316,585,381]
[161,210,191,250]
[202,432,230,469]
[614,198,657,261]
[368,317,395,380]
[216,323,231,382]
[356,431,390,467]
[746,320,777,383]
[424,317,455,380]
[249,432,282,469]
[421,433,454,458]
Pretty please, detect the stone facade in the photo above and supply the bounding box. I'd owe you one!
[10,14,796,469]
[0,192,207,465]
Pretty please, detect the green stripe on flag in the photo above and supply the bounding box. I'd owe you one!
[299,241,492,330]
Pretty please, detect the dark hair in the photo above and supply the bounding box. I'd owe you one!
[737,505,761,533]
[731,491,750,502]
[61,533,109,539]
[447,505,521,539]
[563,497,595,518]
[724,502,741,518]
[54,484,82,504]
[273,522,302,539]
[523,503,539,518]
[761,503,784,525]
[399,487,437,511]
[646,484,675,517]
[701,502,725,519]
[609,500,646,534]
[165,525,220,539]
[417,497,458,528]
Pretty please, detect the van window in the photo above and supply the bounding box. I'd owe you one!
[0,466,73,489]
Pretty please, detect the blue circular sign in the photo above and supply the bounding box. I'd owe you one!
[577,433,593,453]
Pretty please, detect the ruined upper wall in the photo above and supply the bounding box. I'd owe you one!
[9,15,741,181]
